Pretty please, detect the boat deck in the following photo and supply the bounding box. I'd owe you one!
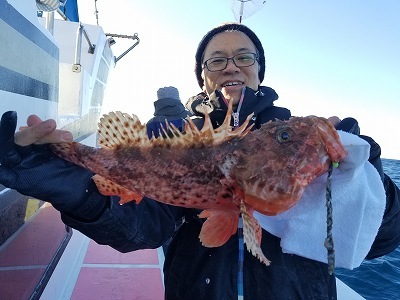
[0,204,164,300]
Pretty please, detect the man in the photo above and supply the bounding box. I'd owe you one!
[147,86,192,139]
[1,23,399,299]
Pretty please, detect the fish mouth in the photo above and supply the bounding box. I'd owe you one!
[245,193,300,216]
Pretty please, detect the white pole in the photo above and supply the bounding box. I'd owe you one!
[239,1,244,23]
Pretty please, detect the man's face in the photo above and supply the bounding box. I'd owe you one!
[201,31,261,106]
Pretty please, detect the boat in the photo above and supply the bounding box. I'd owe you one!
[0,0,139,298]
[0,1,364,299]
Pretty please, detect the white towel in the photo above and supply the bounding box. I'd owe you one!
[254,131,386,269]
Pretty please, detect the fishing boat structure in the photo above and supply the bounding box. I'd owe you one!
[0,0,139,298]
[0,0,363,299]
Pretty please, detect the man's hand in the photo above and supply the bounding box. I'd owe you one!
[0,111,105,219]
[16,114,73,146]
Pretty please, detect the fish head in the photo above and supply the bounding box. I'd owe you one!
[231,116,348,215]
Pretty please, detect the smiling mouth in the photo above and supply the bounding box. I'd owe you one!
[221,81,243,88]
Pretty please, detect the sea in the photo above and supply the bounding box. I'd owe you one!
[335,158,400,300]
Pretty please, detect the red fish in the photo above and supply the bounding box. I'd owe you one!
[51,104,347,265]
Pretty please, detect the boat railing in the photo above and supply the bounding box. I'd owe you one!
[42,9,140,67]
[105,33,140,64]
[73,23,96,72]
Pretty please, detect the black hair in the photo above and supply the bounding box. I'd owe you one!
[195,22,265,89]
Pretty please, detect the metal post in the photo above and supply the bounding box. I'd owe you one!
[73,24,83,72]
[45,11,55,35]
[82,28,96,54]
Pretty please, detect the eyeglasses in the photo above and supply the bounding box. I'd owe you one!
[203,52,258,72]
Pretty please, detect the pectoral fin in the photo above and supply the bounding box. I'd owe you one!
[241,203,271,266]
[198,210,239,247]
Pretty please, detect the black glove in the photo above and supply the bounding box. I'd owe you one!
[0,111,107,220]
[185,92,207,115]
[334,117,360,135]
[335,117,384,181]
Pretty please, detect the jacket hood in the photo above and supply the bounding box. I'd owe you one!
[149,97,192,122]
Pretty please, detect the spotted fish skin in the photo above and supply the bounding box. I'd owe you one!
[51,104,347,266]
[229,116,347,216]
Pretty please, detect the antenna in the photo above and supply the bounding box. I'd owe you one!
[232,0,267,23]
[94,0,100,25]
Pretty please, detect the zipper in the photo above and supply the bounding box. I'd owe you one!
[221,87,246,128]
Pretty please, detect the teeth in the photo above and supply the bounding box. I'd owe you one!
[223,82,242,87]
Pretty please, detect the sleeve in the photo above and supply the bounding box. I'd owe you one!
[358,134,400,259]
[61,196,185,253]
[366,174,400,259]
[334,119,400,258]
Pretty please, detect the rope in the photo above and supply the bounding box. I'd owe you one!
[237,217,244,299]
[325,163,336,275]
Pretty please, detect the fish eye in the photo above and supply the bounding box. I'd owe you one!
[276,128,291,142]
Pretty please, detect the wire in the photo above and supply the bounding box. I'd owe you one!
[94,0,99,25]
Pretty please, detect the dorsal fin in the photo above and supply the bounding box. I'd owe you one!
[98,111,149,149]
[97,100,255,150]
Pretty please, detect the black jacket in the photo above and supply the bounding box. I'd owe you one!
[147,97,192,138]
[148,97,192,124]
[59,86,399,299]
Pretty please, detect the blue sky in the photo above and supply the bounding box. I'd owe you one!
[78,0,400,159]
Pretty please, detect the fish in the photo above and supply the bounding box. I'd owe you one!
[51,103,347,266]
